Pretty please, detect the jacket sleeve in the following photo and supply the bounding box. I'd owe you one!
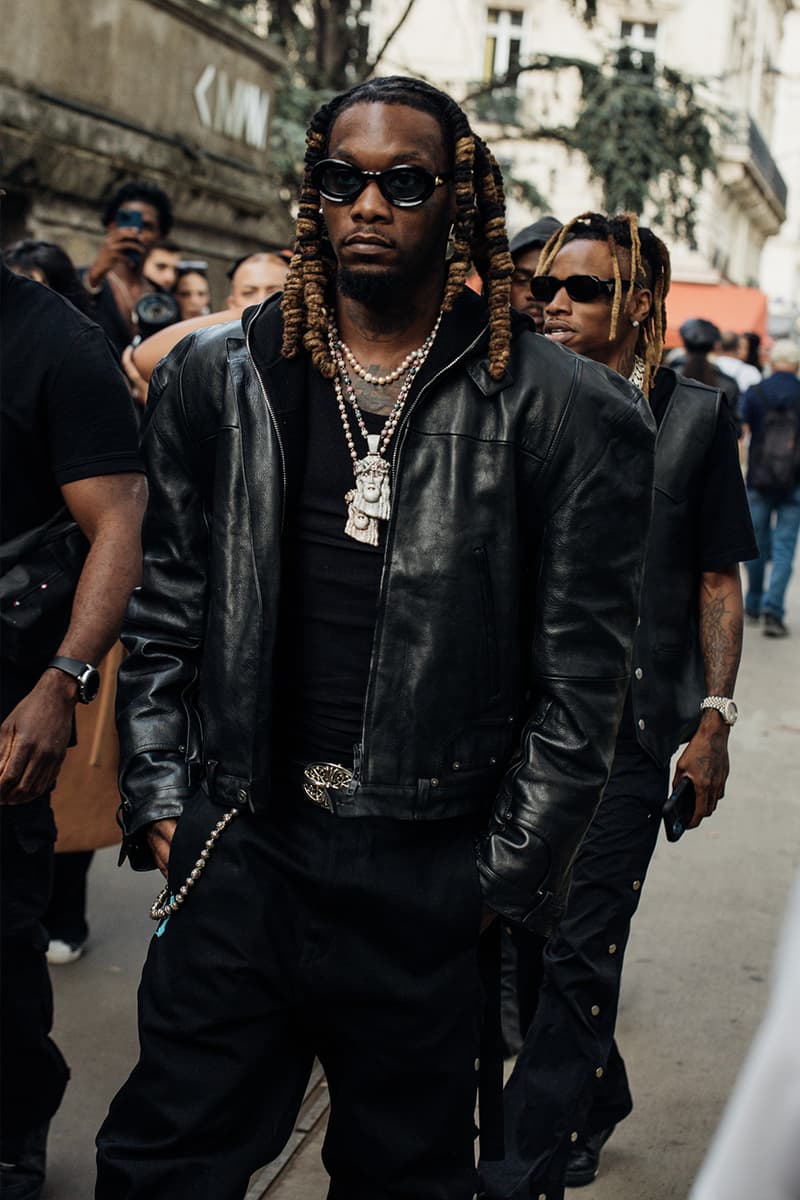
[476,357,656,933]
[115,338,209,869]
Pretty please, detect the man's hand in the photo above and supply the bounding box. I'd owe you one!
[86,227,145,288]
[147,818,178,879]
[672,711,730,829]
[480,907,497,934]
[0,670,78,804]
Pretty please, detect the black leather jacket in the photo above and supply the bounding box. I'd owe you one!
[631,371,723,764]
[116,289,655,933]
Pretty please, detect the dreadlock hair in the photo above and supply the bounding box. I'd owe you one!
[281,76,514,381]
[537,211,671,397]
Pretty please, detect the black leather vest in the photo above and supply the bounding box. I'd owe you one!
[630,372,721,765]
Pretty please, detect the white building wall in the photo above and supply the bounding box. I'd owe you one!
[759,9,800,315]
[370,0,792,284]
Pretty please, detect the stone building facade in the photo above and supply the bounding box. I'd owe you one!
[1,0,289,301]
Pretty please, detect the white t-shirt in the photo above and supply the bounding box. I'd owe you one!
[715,355,762,395]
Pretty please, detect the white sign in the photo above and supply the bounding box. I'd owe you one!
[194,65,270,151]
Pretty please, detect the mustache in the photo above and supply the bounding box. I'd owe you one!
[343,230,394,247]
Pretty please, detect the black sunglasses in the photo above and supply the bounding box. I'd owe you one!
[530,274,639,303]
[311,159,453,208]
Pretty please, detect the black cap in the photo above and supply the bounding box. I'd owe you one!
[509,216,563,258]
[679,318,721,352]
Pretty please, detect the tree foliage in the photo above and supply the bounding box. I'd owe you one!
[217,0,715,240]
[466,46,716,243]
[565,51,715,244]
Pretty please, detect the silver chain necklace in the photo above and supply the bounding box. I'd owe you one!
[629,355,646,389]
[328,314,443,546]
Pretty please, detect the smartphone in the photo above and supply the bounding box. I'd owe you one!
[662,776,696,843]
[116,209,144,267]
[116,209,143,233]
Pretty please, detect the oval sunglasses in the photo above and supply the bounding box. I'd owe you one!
[311,159,453,208]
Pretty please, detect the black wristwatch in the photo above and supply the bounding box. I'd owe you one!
[48,656,101,704]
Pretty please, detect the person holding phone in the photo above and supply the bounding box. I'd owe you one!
[83,181,174,353]
[481,212,758,1200]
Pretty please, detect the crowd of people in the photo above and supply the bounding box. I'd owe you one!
[1,72,799,1200]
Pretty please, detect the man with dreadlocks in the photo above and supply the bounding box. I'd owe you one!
[95,87,655,1200]
[481,213,757,1200]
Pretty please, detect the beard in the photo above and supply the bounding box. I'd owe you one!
[336,265,408,310]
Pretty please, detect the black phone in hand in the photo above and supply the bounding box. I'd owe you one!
[663,776,696,843]
[116,209,144,267]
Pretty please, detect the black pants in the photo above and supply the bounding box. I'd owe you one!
[43,849,94,944]
[96,788,485,1200]
[0,797,70,1160]
[480,743,667,1200]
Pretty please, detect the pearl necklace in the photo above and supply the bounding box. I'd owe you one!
[328,313,443,545]
[336,312,443,386]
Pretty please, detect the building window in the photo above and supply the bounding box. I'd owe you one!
[620,19,658,43]
[484,8,524,84]
[619,18,658,68]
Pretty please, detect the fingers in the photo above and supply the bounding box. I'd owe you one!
[109,227,143,249]
[0,732,66,805]
[687,776,708,828]
[0,730,26,802]
[146,819,178,880]
[18,744,67,803]
[0,721,14,780]
[146,830,170,879]
[688,779,724,828]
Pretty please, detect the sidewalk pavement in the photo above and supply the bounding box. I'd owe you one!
[44,570,800,1199]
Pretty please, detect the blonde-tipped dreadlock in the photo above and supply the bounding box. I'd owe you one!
[537,210,671,397]
[280,76,514,381]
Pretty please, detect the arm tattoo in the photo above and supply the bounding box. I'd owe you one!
[699,569,744,697]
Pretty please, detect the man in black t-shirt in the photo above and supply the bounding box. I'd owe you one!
[482,215,757,1200]
[0,264,145,1198]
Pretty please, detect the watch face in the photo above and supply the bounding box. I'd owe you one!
[724,699,738,725]
[79,667,101,703]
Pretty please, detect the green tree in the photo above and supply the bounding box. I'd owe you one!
[217,0,715,240]
[465,45,716,243]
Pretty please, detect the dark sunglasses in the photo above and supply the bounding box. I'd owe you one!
[530,274,640,303]
[311,159,453,208]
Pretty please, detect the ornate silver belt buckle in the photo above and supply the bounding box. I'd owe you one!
[303,762,353,811]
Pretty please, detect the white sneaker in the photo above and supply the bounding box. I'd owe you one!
[46,938,86,965]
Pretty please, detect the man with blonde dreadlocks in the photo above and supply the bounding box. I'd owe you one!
[96,87,656,1200]
[481,213,757,1200]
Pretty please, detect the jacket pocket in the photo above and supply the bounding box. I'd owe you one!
[446,714,515,777]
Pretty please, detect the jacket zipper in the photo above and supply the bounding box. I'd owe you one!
[242,315,287,804]
[245,317,288,530]
[355,321,491,786]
